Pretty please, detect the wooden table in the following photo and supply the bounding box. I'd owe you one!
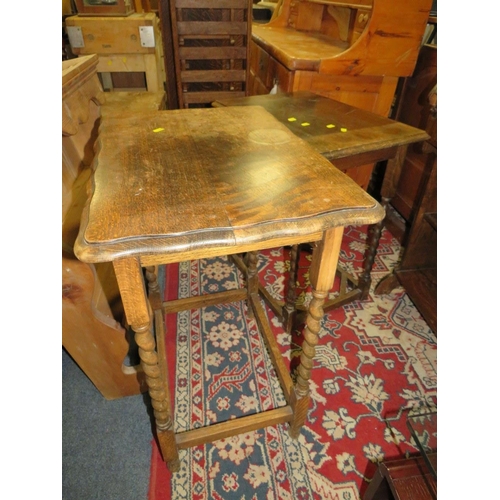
[213,92,429,322]
[74,105,384,471]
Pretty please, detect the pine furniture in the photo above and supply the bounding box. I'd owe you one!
[74,104,384,471]
[62,55,165,399]
[65,13,166,92]
[248,0,434,189]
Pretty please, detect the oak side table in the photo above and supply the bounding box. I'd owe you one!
[213,92,429,324]
[74,105,384,471]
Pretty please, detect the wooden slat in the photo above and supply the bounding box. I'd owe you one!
[249,293,293,401]
[175,406,293,449]
[298,287,361,314]
[177,21,247,36]
[154,308,170,396]
[179,46,247,60]
[307,0,373,9]
[257,282,284,320]
[162,289,247,314]
[230,254,284,320]
[183,91,246,104]
[175,0,249,8]
[424,212,437,231]
[180,69,246,83]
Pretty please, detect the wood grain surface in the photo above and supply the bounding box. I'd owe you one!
[213,92,429,161]
[75,105,384,263]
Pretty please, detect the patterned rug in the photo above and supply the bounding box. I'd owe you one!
[148,225,437,500]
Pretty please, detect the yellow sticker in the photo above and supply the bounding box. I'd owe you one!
[340,127,347,132]
[122,57,127,63]
[326,124,335,129]
[153,127,165,133]
[288,117,297,122]
[301,122,310,127]
[107,60,113,66]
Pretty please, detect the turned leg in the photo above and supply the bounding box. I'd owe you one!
[289,227,344,438]
[114,258,180,472]
[246,251,259,319]
[283,244,300,334]
[145,265,162,310]
[358,145,408,298]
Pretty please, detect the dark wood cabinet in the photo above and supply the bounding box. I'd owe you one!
[375,44,437,334]
[390,45,437,227]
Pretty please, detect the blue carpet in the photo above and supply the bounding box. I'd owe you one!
[62,348,153,500]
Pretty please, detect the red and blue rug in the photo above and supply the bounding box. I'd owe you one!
[149,225,437,500]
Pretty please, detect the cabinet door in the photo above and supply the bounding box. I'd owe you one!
[391,45,437,221]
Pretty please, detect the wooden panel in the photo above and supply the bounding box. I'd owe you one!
[62,56,146,399]
[391,45,437,221]
[66,13,157,55]
[295,2,324,31]
[100,91,166,118]
[96,54,146,72]
[111,71,147,89]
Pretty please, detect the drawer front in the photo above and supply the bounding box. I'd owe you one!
[267,56,293,93]
[249,41,270,89]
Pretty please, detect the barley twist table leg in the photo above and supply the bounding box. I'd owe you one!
[145,266,160,294]
[113,258,180,472]
[246,251,259,319]
[283,244,299,334]
[145,265,161,310]
[358,145,407,298]
[358,222,382,299]
[133,322,179,470]
[289,288,327,438]
[289,227,343,439]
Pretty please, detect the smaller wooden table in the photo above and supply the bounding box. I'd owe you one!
[213,92,429,324]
